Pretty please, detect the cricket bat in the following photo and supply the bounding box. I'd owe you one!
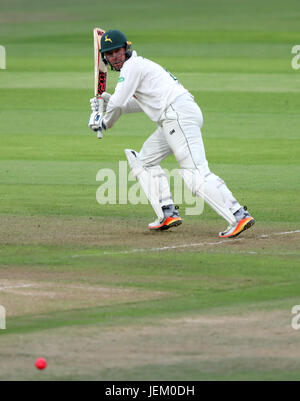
[93,27,107,139]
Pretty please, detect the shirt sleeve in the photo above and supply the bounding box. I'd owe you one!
[122,96,143,114]
[103,60,142,129]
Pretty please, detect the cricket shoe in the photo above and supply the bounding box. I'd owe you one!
[148,204,182,231]
[219,206,255,238]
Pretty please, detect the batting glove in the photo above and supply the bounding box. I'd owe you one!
[90,97,102,112]
[88,112,107,139]
[101,92,111,107]
[90,92,111,113]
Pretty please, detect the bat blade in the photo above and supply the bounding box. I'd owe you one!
[93,27,107,98]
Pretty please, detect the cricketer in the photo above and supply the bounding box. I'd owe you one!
[88,30,255,238]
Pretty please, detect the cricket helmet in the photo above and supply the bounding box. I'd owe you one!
[100,30,132,66]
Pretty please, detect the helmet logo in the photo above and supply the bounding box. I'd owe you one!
[104,35,113,43]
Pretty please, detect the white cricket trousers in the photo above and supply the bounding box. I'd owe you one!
[138,93,241,223]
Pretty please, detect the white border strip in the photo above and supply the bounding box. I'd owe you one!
[72,229,300,257]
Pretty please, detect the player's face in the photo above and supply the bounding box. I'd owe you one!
[105,47,126,70]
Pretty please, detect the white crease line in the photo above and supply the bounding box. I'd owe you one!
[72,229,300,257]
[274,230,300,235]
[257,230,300,239]
[72,238,243,257]
[103,238,244,255]
[0,284,35,291]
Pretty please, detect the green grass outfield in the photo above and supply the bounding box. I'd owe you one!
[0,0,300,381]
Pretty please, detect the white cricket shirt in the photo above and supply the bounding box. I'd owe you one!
[104,51,188,128]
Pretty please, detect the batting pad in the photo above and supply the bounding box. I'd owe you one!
[179,168,236,225]
[125,149,165,220]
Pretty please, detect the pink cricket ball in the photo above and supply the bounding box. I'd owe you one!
[35,358,47,370]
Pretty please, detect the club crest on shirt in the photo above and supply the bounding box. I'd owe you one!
[118,77,125,82]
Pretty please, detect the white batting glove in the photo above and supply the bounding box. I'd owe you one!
[101,92,111,108]
[90,92,111,113]
[90,97,103,112]
[88,112,107,139]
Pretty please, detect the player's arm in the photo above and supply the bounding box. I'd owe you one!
[90,92,141,114]
[103,62,142,129]
[89,90,142,135]
[122,96,142,114]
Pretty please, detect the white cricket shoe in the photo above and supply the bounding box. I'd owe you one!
[148,205,182,231]
[219,206,255,238]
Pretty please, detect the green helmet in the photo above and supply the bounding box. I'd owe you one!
[100,30,132,54]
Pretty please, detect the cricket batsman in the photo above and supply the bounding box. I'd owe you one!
[88,30,255,238]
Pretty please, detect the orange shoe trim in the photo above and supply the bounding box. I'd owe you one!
[220,217,254,238]
[165,217,182,226]
[149,217,182,230]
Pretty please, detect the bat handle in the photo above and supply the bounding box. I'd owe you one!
[94,95,104,139]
